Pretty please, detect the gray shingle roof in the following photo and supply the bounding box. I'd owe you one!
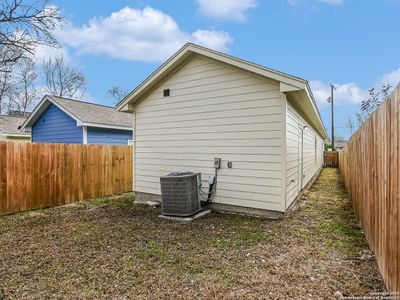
[48,96,132,129]
[0,115,29,136]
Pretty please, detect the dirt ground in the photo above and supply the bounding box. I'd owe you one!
[0,168,385,299]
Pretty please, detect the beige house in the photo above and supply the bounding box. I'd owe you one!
[0,115,30,142]
[117,43,327,216]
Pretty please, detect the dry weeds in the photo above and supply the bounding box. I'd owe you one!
[0,169,385,299]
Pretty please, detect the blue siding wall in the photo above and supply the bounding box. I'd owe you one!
[87,127,132,145]
[32,104,83,144]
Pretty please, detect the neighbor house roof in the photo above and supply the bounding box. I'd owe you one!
[335,140,348,149]
[116,43,327,139]
[0,115,30,137]
[21,95,133,131]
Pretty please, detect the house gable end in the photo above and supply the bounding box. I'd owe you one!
[31,104,83,144]
[133,54,287,212]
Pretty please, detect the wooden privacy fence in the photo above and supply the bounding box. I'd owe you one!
[324,151,338,167]
[0,142,132,216]
[338,84,400,292]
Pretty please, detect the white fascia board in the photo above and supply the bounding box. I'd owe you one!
[304,84,327,139]
[3,133,30,137]
[21,95,82,129]
[191,46,306,89]
[116,46,189,111]
[81,122,132,131]
[49,100,81,123]
[280,82,302,92]
[117,43,307,110]
[20,97,48,129]
[283,82,327,139]
[119,103,134,113]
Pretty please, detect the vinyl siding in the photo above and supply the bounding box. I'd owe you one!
[31,104,83,144]
[87,127,132,145]
[134,55,286,212]
[286,102,324,207]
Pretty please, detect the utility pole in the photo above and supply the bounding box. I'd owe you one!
[328,84,335,151]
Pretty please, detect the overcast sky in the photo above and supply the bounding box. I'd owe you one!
[46,0,400,139]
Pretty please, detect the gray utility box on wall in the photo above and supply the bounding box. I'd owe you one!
[160,172,200,217]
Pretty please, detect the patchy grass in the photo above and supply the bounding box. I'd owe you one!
[299,169,369,256]
[137,241,173,264]
[206,221,275,250]
[0,169,385,299]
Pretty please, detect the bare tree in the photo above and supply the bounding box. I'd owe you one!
[356,84,392,124]
[0,63,13,113]
[107,85,129,105]
[6,57,38,115]
[42,56,86,98]
[0,0,63,70]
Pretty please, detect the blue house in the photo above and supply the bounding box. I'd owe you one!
[21,95,133,145]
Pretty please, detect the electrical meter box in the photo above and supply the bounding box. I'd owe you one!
[214,158,221,169]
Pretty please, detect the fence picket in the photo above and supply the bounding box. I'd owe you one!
[338,84,400,292]
[0,142,132,216]
[324,151,338,167]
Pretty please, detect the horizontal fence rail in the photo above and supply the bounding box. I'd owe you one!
[338,84,400,292]
[0,142,132,216]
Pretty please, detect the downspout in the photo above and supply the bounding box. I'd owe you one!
[299,125,308,189]
[301,128,304,189]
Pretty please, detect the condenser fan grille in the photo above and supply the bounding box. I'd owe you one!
[160,172,200,217]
